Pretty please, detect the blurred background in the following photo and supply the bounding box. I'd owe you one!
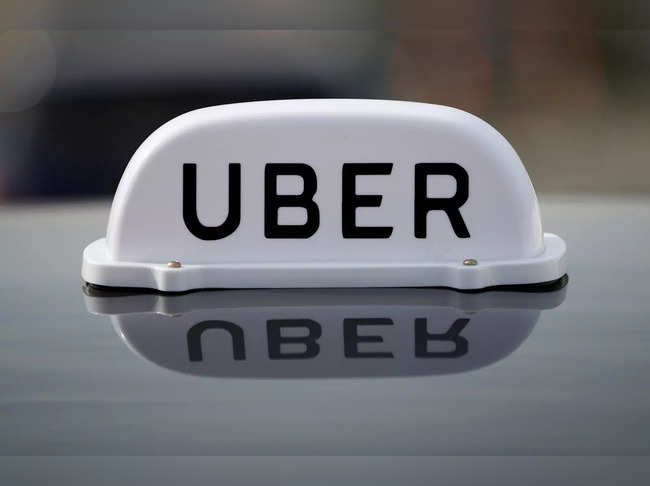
[1,0,649,200]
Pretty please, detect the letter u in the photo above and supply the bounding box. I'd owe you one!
[183,163,241,240]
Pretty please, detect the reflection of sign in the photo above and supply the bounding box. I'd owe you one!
[186,317,470,362]
[84,286,566,378]
[82,100,567,291]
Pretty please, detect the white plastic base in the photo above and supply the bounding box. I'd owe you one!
[82,234,566,292]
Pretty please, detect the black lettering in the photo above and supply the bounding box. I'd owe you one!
[183,163,241,240]
[414,318,469,358]
[187,320,245,361]
[267,319,321,359]
[265,163,320,238]
[343,318,394,358]
[342,163,393,238]
[414,163,470,238]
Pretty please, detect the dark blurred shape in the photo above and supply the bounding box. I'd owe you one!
[25,83,331,198]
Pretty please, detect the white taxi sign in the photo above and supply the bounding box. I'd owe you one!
[82,99,566,291]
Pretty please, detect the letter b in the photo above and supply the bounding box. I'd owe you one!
[265,163,320,238]
[267,319,322,359]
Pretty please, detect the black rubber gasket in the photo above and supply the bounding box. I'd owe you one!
[82,274,568,297]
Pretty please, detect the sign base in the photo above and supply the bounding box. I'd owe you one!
[82,233,566,292]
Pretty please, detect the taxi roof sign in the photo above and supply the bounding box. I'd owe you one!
[82,99,567,291]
